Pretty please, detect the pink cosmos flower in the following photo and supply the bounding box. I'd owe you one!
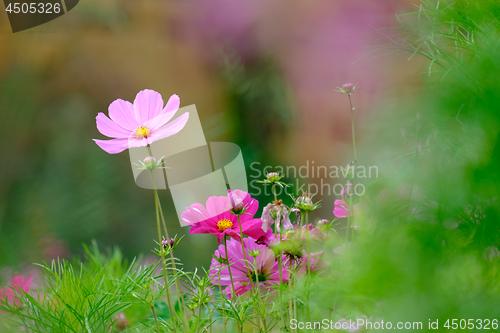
[333,199,349,218]
[209,237,289,299]
[298,224,326,243]
[181,190,264,244]
[93,89,189,154]
[0,274,33,307]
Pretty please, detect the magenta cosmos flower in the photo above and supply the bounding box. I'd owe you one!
[181,190,264,244]
[209,237,289,299]
[0,274,33,307]
[93,89,189,154]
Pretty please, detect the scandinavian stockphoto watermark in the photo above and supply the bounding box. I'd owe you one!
[290,318,424,331]
[290,318,500,331]
[249,160,378,197]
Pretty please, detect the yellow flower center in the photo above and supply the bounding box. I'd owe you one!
[135,126,151,139]
[217,218,233,231]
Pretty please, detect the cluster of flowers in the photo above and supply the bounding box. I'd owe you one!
[179,175,352,299]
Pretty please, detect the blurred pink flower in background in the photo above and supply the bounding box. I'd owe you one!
[296,251,323,278]
[333,199,350,218]
[0,274,33,307]
[209,237,289,299]
[38,234,69,260]
[298,223,327,242]
[173,0,263,61]
[181,190,264,243]
[93,89,189,154]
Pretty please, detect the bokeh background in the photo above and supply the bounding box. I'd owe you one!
[0,0,422,273]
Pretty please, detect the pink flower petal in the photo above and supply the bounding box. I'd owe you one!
[143,94,180,130]
[108,99,138,131]
[93,137,146,154]
[333,199,349,218]
[133,89,164,124]
[205,195,230,217]
[239,218,265,240]
[189,222,209,234]
[148,112,189,142]
[181,203,210,225]
[164,94,180,113]
[96,113,131,138]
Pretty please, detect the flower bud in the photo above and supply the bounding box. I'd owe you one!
[294,192,321,212]
[318,219,329,226]
[341,181,352,200]
[162,238,175,249]
[266,172,281,182]
[143,156,156,168]
[337,83,357,94]
[248,249,261,258]
[228,191,245,214]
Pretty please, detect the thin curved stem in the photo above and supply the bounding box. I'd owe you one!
[237,216,254,290]
[348,93,357,162]
[150,303,161,333]
[150,171,177,331]
[305,211,311,322]
[157,201,189,327]
[145,146,189,328]
[223,236,236,298]
[218,269,227,333]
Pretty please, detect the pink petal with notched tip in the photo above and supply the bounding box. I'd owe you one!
[205,195,230,217]
[181,203,211,225]
[148,112,189,142]
[133,89,164,124]
[93,137,146,154]
[144,94,180,130]
[96,113,131,138]
[108,99,138,131]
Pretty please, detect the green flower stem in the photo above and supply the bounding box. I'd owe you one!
[346,92,357,250]
[218,269,227,333]
[237,216,254,290]
[150,171,177,331]
[150,303,161,333]
[278,229,285,331]
[223,236,236,298]
[236,215,265,331]
[272,182,285,330]
[348,93,357,162]
[156,201,189,327]
[145,146,189,328]
[195,292,203,333]
[305,211,311,322]
[253,266,268,333]
[223,235,241,333]
[207,303,213,333]
[346,195,354,251]
[288,268,294,333]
